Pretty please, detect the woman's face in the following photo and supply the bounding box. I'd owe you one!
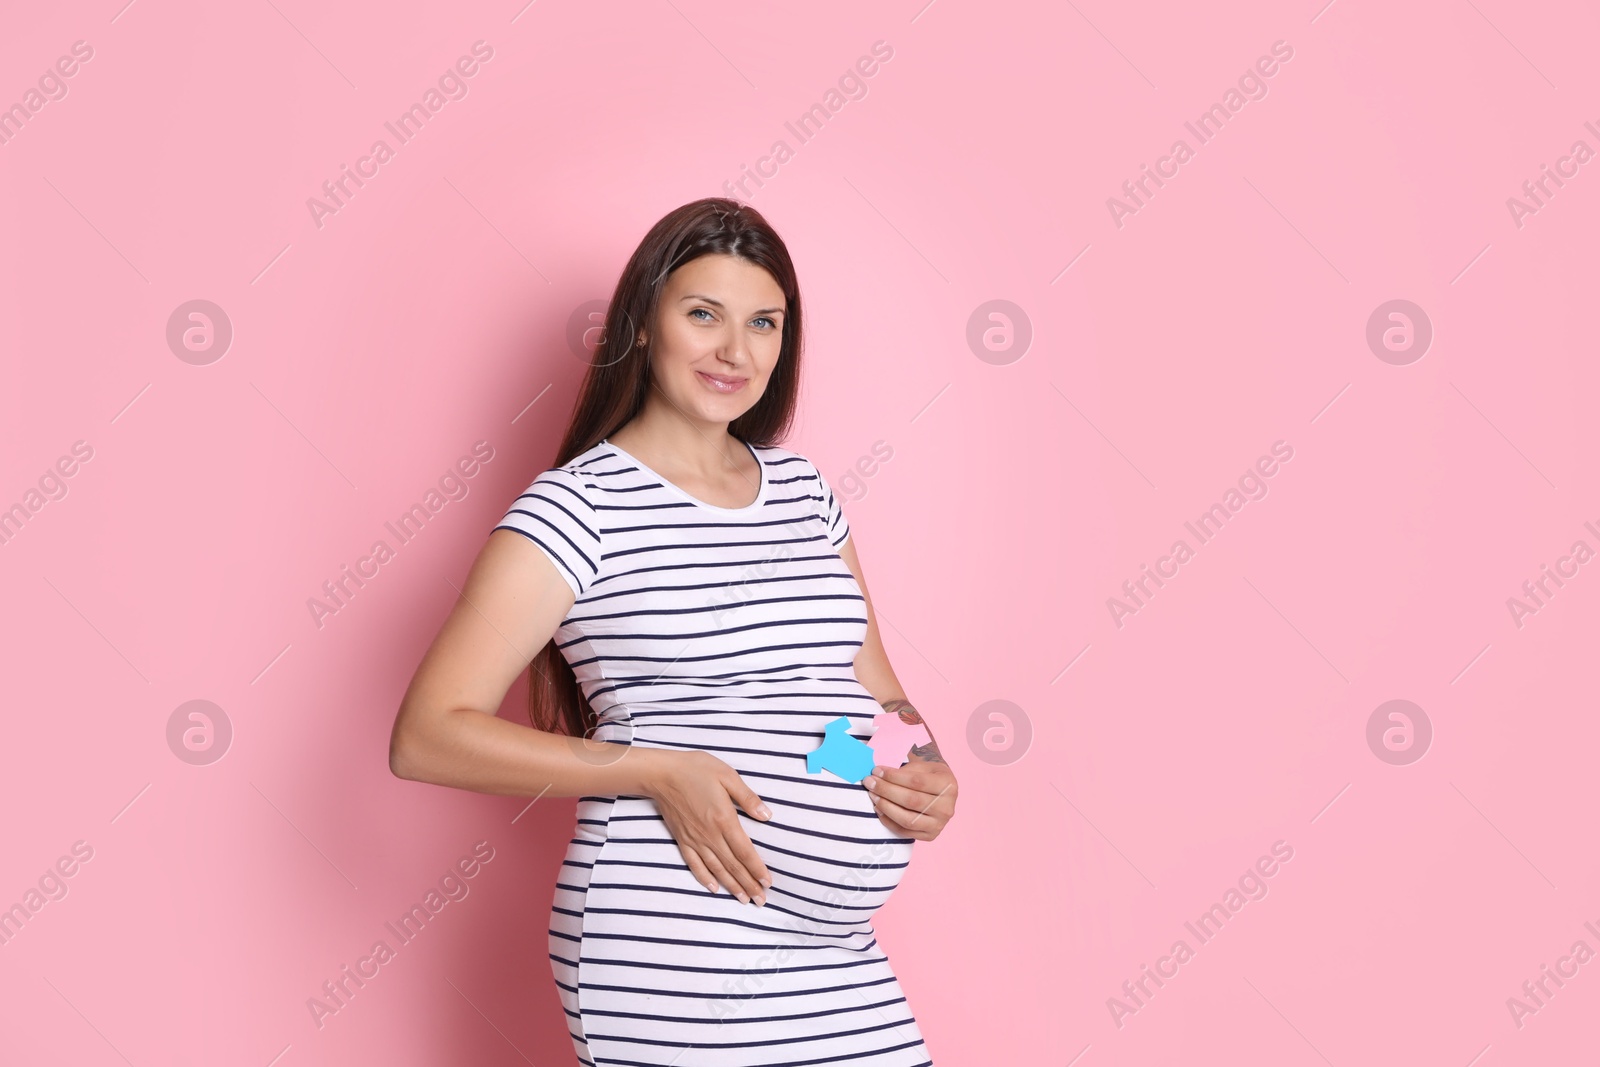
[643,253,786,426]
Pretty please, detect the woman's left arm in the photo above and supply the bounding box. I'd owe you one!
[837,536,959,841]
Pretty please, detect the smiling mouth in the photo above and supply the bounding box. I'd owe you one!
[697,371,748,392]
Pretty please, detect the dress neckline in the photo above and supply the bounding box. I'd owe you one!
[602,437,768,515]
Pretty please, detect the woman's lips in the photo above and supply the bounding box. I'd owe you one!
[697,371,748,393]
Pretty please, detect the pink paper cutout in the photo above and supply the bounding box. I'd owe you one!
[867,711,932,770]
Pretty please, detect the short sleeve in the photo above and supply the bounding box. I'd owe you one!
[810,460,851,550]
[493,467,601,598]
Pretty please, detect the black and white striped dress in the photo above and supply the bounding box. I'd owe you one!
[494,438,933,1067]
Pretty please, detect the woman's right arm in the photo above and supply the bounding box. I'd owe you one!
[388,528,775,905]
[388,528,665,798]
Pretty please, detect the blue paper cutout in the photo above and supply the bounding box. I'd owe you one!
[805,716,876,783]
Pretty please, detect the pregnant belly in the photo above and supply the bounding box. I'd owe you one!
[578,764,914,948]
[746,761,916,913]
[580,699,916,933]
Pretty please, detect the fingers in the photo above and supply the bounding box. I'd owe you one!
[864,772,953,837]
[867,791,938,838]
[698,839,768,905]
[863,769,954,813]
[870,762,953,793]
[725,822,772,896]
[679,843,718,894]
[721,776,774,901]
[675,831,765,904]
[665,809,771,905]
[711,806,770,903]
[654,756,777,906]
[730,781,773,824]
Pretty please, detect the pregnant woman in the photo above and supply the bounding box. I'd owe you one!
[390,198,957,1066]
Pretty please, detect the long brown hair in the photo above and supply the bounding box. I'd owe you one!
[527,196,806,740]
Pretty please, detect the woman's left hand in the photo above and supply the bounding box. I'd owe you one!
[863,756,957,840]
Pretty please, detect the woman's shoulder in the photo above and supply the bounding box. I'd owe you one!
[500,445,610,523]
[750,440,819,480]
[527,441,619,490]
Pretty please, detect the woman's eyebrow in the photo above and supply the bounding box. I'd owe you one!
[679,293,785,316]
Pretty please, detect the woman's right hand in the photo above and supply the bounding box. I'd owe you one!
[644,749,773,905]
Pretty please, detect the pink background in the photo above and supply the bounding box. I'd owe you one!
[3,1,1597,1064]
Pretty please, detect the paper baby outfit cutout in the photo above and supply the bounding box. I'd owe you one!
[804,712,934,783]
[805,717,876,783]
[866,711,933,770]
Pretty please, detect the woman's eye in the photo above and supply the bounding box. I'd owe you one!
[689,308,776,329]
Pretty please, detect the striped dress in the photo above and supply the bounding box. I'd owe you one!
[493,437,933,1067]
